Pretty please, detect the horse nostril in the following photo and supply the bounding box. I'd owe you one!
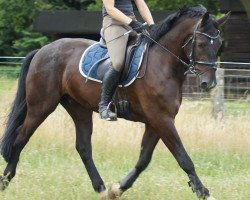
[200,82,208,90]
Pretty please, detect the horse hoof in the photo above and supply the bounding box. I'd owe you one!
[0,176,9,191]
[206,196,216,200]
[99,189,108,200]
[108,183,123,199]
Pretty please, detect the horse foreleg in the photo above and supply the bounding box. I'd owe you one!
[60,97,106,198]
[148,115,213,200]
[108,124,159,199]
[75,117,107,197]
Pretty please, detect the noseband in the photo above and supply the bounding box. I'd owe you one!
[144,20,221,76]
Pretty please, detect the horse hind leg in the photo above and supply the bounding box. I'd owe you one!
[60,96,107,198]
[0,90,60,190]
[108,124,160,199]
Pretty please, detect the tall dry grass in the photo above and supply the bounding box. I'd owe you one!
[176,101,250,152]
[0,79,249,199]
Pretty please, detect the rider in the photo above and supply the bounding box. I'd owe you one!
[99,0,154,121]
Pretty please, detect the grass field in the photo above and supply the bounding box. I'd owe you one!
[0,78,249,200]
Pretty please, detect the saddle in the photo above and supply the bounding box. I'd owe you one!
[79,33,148,87]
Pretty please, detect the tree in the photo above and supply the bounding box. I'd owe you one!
[88,0,220,15]
[45,0,95,10]
[0,0,220,56]
[0,0,50,56]
[147,0,219,14]
[241,0,250,17]
[0,0,95,56]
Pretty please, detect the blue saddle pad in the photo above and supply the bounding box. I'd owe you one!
[79,39,147,87]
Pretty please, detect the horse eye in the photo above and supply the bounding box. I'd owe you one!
[197,43,206,48]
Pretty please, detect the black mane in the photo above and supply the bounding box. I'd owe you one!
[149,5,207,44]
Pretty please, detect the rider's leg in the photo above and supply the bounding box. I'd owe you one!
[99,17,129,121]
[99,66,121,120]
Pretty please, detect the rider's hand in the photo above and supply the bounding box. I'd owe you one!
[129,20,147,33]
[149,24,155,30]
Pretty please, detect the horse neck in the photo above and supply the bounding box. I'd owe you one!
[148,17,200,83]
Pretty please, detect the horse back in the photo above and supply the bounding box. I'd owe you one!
[30,38,95,72]
[27,38,98,105]
[26,38,146,119]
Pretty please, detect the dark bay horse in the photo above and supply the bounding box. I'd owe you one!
[0,6,229,200]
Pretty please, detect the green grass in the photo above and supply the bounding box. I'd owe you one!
[0,132,249,200]
[0,78,249,200]
[0,66,20,79]
[0,77,17,114]
[225,101,250,116]
[0,77,17,94]
[0,106,249,200]
[0,142,249,200]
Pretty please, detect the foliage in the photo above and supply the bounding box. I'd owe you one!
[87,0,102,11]
[44,0,95,10]
[0,0,98,56]
[0,0,50,56]
[13,31,49,56]
[88,0,220,15]
[0,0,220,56]
[147,0,220,14]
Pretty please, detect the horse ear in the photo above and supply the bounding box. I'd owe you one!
[201,12,210,27]
[217,12,231,26]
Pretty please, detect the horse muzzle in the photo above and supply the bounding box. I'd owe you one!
[200,80,217,91]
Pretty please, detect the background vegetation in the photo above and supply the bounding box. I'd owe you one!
[0,0,220,56]
[0,1,249,199]
[0,77,249,200]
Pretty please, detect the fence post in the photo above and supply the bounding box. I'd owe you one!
[211,68,225,120]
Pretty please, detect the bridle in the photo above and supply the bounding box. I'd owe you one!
[181,21,220,75]
[143,20,221,76]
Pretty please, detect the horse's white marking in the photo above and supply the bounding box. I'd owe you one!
[206,196,216,200]
[108,183,123,199]
[99,189,108,200]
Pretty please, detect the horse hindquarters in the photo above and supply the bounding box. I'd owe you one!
[0,50,38,162]
[0,49,61,190]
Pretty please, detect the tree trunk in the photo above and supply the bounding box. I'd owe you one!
[211,68,225,120]
[241,0,250,18]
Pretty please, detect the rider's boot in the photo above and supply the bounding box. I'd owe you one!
[99,66,120,121]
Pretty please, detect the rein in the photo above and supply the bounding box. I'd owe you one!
[142,21,221,76]
[142,31,190,68]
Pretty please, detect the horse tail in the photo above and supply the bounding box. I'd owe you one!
[0,49,39,162]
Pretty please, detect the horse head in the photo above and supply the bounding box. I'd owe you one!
[148,6,230,92]
[182,10,230,91]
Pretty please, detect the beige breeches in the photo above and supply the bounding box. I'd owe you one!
[103,16,131,72]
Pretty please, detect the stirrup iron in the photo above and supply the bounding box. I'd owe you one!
[100,101,117,121]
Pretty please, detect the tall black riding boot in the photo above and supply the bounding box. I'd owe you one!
[99,66,120,121]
